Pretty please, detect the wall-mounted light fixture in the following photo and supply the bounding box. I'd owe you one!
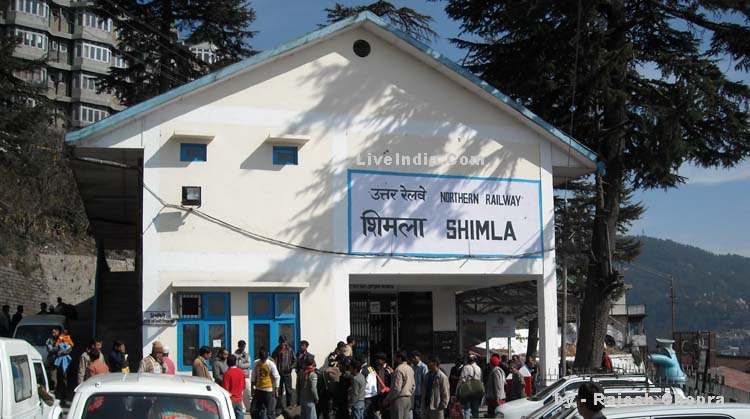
[181,186,202,207]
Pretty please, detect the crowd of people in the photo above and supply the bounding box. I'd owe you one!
[18,320,545,419]
[202,335,543,419]
[0,298,80,338]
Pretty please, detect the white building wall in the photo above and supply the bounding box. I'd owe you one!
[77,27,564,364]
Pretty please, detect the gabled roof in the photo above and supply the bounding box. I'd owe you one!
[65,12,598,168]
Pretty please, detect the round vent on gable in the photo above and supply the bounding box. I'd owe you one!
[353,40,371,57]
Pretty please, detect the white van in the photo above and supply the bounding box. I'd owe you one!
[0,338,63,419]
[12,315,66,365]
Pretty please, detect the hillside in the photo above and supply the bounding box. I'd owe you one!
[624,236,750,349]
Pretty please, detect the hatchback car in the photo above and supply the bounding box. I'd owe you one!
[67,373,236,419]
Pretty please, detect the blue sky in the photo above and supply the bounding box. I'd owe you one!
[249,0,750,257]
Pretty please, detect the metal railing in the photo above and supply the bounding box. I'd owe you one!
[627,304,646,316]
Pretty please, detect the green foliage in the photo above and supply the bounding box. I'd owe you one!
[95,0,257,106]
[323,1,436,42]
[442,0,750,367]
[0,34,88,257]
[555,181,644,296]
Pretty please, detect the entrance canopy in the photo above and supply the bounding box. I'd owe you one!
[459,281,577,326]
[71,147,142,250]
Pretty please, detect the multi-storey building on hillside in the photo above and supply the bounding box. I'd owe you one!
[1,0,125,128]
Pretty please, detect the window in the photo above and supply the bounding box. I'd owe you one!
[180,143,207,162]
[177,293,230,372]
[76,41,111,63]
[273,146,298,165]
[74,104,109,123]
[10,355,32,402]
[33,362,48,391]
[14,68,47,84]
[15,0,48,18]
[248,293,299,362]
[82,394,220,419]
[75,74,98,91]
[113,54,127,68]
[15,28,47,50]
[77,11,111,32]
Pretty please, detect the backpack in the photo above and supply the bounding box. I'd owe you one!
[315,368,328,398]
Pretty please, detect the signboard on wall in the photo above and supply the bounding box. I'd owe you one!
[143,311,176,326]
[487,314,516,338]
[347,169,543,257]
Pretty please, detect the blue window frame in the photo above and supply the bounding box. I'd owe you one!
[272,146,298,165]
[177,292,230,372]
[248,292,299,362]
[180,143,207,162]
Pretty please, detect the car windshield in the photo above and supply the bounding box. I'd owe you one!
[529,378,567,401]
[14,325,53,346]
[82,393,221,419]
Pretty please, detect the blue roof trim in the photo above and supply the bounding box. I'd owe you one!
[65,11,599,166]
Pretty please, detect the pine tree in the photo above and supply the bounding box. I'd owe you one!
[95,0,256,106]
[323,1,436,42]
[442,0,750,367]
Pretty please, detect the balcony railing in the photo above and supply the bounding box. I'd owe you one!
[627,304,646,316]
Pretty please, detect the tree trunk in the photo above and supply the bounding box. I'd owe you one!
[573,0,628,369]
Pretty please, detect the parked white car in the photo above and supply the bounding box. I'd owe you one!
[497,374,659,419]
[0,338,63,419]
[549,402,750,419]
[67,373,236,419]
[524,384,685,419]
[13,315,66,365]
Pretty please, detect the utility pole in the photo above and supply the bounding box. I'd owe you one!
[560,265,568,376]
[669,275,676,338]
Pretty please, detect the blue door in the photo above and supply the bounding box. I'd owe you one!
[248,293,299,362]
[177,293,230,372]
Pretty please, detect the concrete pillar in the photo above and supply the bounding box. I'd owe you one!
[432,287,457,331]
[537,142,559,384]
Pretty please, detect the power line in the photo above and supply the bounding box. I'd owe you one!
[77,27,190,86]
[73,157,560,261]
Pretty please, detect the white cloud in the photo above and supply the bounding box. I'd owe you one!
[679,159,750,185]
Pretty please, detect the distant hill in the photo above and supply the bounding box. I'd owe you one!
[624,236,750,349]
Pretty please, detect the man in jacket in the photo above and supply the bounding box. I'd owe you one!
[506,366,525,402]
[272,335,296,411]
[383,351,415,419]
[138,341,165,374]
[484,355,506,418]
[252,348,281,419]
[347,359,366,419]
[410,351,428,419]
[212,347,229,386]
[193,346,213,379]
[235,340,252,412]
[78,338,105,384]
[458,355,482,419]
[421,356,450,419]
[299,355,319,419]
